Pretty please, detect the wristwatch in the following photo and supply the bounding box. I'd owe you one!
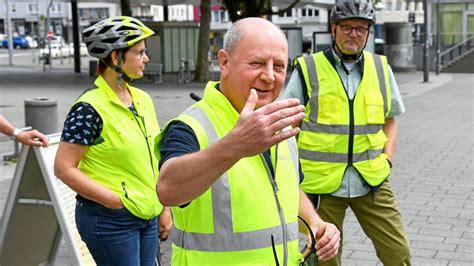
[11,127,23,141]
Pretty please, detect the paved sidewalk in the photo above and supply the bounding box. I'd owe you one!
[0,61,472,265]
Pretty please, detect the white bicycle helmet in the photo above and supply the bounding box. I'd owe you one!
[330,0,376,24]
[82,16,154,59]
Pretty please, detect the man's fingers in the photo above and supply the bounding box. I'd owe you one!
[268,111,305,133]
[259,98,301,115]
[241,89,258,115]
[259,99,305,132]
[269,127,300,145]
[316,224,341,261]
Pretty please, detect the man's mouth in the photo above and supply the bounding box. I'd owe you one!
[254,88,270,93]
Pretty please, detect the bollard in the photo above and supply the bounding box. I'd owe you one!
[24,98,58,135]
[43,54,51,65]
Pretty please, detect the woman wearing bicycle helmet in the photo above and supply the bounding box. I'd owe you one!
[54,16,171,265]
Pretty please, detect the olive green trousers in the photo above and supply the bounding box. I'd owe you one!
[315,181,411,266]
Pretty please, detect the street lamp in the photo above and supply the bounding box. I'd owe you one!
[435,0,441,75]
[423,0,430,82]
[5,0,13,66]
[45,0,54,70]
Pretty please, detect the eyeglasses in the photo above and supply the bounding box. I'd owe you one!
[128,48,148,60]
[338,24,369,36]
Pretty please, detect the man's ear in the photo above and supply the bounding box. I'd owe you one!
[330,24,337,37]
[218,49,230,78]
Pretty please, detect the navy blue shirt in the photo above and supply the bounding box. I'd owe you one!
[61,102,102,145]
[158,122,304,182]
[61,102,138,145]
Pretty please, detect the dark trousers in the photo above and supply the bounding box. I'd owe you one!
[76,196,159,266]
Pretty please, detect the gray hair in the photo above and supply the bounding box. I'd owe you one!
[223,20,245,55]
[224,18,287,54]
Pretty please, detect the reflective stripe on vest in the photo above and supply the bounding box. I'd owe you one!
[373,54,389,116]
[299,148,384,163]
[295,51,392,193]
[300,53,388,136]
[171,106,299,252]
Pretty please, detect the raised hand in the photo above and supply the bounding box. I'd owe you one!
[226,89,305,158]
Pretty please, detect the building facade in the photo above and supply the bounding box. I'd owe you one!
[0,0,119,43]
[0,0,69,37]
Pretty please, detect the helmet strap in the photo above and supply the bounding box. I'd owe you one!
[101,50,133,88]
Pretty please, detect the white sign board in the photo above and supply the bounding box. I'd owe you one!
[0,133,95,265]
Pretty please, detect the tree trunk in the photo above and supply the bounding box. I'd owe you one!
[194,0,211,82]
[223,0,300,22]
[163,0,169,21]
[120,0,132,16]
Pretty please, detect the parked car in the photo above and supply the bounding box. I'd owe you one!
[39,43,70,59]
[67,42,89,57]
[38,36,65,49]
[2,36,30,49]
[25,36,38,48]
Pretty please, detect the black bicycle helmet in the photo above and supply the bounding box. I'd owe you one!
[330,0,376,24]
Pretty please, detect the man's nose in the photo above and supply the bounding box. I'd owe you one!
[260,64,275,82]
[348,28,358,38]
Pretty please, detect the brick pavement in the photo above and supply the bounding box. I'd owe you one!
[341,72,473,265]
[0,62,472,265]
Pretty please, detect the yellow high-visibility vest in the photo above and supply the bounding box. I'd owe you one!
[76,75,162,219]
[156,81,303,265]
[295,51,392,194]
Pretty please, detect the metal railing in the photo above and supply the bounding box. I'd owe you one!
[438,35,474,72]
[414,32,472,47]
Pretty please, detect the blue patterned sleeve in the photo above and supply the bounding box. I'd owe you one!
[60,102,103,146]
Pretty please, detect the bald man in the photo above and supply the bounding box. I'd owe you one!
[156,18,340,265]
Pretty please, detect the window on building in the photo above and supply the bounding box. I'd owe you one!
[212,10,219,22]
[301,7,319,17]
[396,1,402,10]
[79,8,109,21]
[50,3,62,13]
[28,3,38,13]
[220,11,228,22]
[279,9,292,17]
[140,6,150,16]
[152,6,159,16]
[212,10,229,23]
